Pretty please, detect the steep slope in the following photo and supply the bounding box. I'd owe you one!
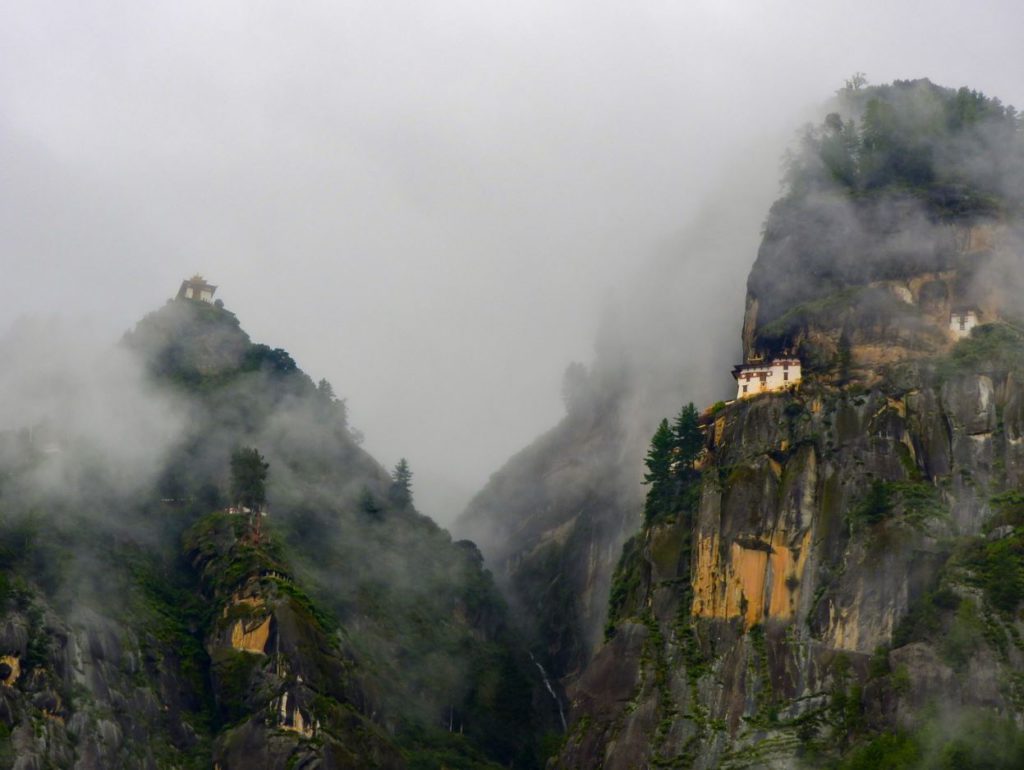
[556,79,1024,768]
[0,296,550,768]
[560,368,1024,768]
[457,365,639,683]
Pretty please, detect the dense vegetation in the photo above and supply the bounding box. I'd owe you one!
[787,77,1024,212]
[832,712,1024,770]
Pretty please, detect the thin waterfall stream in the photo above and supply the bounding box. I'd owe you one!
[529,652,567,731]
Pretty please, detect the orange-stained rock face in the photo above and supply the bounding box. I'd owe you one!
[225,595,272,653]
[714,415,727,448]
[230,615,272,653]
[692,529,812,628]
[0,654,20,686]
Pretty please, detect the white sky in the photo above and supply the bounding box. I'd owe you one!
[2,0,1023,522]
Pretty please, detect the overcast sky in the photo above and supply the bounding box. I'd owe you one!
[2,0,1023,522]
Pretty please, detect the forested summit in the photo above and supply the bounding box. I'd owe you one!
[784,76,1024,213]
[746,78,1024,369]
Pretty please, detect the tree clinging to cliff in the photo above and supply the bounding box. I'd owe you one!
[389,458,413,509]
[642,419,674,524]
[671,403,703,470]
[230,447,269,512]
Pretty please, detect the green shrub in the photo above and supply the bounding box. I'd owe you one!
[986,491,1024,532]
[849,481,945,529]
[835,732,920,769]
[940,599,985,670]
[212,650,262,723]
[851,480,893,525]
[606,535,643,635]
[938,324,1024,380]
[961,535,1024,614]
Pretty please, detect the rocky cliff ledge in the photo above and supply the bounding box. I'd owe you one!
[557,343,1024,768]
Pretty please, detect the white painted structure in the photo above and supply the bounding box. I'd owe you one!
[950,309,979,339]
[227,505,267,517]
[732,358,801,399]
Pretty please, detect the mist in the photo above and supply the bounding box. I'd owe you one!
[2,2,1024,523]
[0,317,185,508]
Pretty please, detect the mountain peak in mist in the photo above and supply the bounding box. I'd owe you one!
[744,78,1024,385]
[0,282,557,768]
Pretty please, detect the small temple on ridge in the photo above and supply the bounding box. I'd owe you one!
[177,274,217,303]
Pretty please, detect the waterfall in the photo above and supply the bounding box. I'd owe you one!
[529,653,567,731]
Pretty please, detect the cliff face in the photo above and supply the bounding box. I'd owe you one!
[553,80,1024,768]
[558,367,1024,768]
[0,565,212,769]
[745,203,1024,380]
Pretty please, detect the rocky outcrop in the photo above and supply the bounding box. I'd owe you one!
[743,217,1024,382]
[183,512,401,770]
[225,596,272,654]
[556,364,1024,768]
[0,596,210,769]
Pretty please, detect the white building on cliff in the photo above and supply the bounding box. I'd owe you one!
[950,308,979,339]
[732,357,801,399]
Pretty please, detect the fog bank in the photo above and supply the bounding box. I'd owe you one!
[2,1,1023,522]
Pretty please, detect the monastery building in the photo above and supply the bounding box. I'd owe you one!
[732,357,801,400]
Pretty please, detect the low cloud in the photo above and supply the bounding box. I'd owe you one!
[0,316,185,508]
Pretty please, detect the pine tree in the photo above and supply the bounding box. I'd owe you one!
[316,378,336,402]
[671,403,703,471]
[642,419,674,524]
[316,378,348,426]
[389,458,413,508]
[359,487,383,519]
